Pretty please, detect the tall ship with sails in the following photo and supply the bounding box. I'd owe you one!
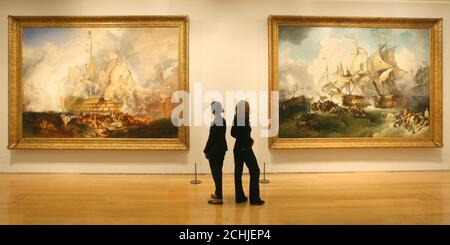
[62,31,125,115]
[320,36,408,108]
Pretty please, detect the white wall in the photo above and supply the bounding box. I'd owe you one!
[0,0,449,173]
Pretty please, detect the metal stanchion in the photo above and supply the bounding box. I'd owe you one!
[259,161,270,184]
[190,162,202,184]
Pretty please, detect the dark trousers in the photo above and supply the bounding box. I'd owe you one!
[208,154,224,199]
[233,147,261,202]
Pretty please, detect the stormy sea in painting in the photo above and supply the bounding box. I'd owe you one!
[278,26,430,138]
[23,112,177,138]
[279,101,429,138]
[22,27,180,139]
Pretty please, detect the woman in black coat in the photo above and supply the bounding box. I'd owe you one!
[231,100,265,205]
[204,101,227,205]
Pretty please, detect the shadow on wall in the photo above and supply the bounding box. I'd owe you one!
[270,148,443,165]
[10,150,189,165]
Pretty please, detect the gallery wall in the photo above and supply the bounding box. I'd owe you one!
[0,0,449,173]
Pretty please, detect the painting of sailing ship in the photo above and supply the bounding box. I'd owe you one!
[21,27,181,139]
[8,16,189,149]
[277,24,432,139]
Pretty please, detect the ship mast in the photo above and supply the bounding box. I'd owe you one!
[86,31,98,97]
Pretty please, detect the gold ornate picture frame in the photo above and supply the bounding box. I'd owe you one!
[269,16,442,148]
[8,16,189,150]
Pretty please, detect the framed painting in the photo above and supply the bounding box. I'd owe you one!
[8,16,189,150]
[268,16,443,148]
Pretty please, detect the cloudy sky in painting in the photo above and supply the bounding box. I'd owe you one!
[23,27,179,111]
[278,26,429,100]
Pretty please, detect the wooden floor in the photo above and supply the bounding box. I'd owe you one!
[0,171,449,224]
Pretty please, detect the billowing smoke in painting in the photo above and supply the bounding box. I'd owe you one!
[22,28,179,138]
[278,27,431,138]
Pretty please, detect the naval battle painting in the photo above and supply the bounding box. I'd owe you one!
[8,16,189,150]
[269,16,442,148]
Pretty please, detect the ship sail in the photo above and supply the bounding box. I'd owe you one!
[379,67,393,83]
[348,47,370,96]
[382,47,408,80]
[336,63,350,89]
[350,48,368,75]
[317,33,409,108]
[87,31,97,80]
[353,73,375,96]
[367,49,392,79]
[88,53,96,80]
[365,44,408,96]
[381,47,396,66]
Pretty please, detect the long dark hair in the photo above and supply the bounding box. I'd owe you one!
[234,100,250,125]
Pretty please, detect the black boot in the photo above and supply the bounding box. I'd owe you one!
[235,196,248,203]
[250,199,265,206]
